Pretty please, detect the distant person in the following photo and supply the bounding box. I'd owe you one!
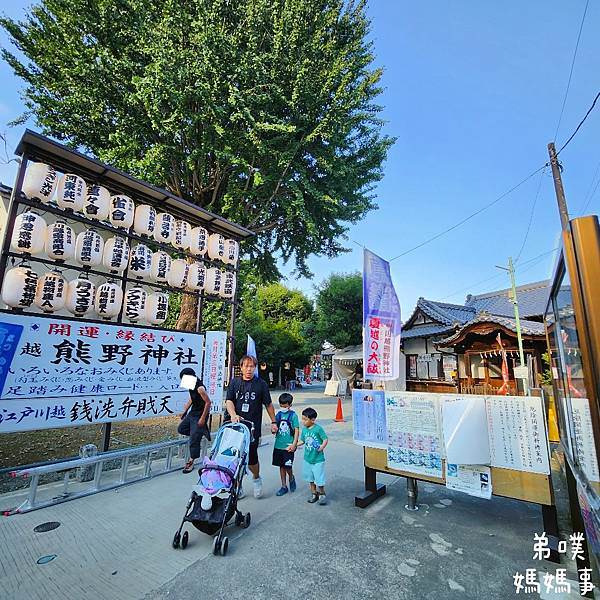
[282,361,295,390]
[272,392,299,496]
[178,368,211,474]
[225,355,277,498]
[297,407,329,505]
[259,361,270,385]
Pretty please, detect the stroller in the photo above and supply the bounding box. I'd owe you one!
[172,419,253,556]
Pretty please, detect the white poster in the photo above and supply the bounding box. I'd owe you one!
[385,392,443,478]
[442,395,490,465]
[446,463,492,499]
[485,395,550,474]
[202,330,227,414]
[352,390,387,449]
[571,397,600,483]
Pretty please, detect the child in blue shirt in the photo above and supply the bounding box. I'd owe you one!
[297,407,329,505]
[272,393,300,496]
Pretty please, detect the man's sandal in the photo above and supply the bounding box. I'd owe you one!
[182,460,195,474]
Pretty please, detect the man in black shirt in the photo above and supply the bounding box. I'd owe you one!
[225,355,277,498]
[178,367,211,474]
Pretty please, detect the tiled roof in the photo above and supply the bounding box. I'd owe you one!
[417,298,476,326]
[465,280,550,319]
[401,323,455,339]
[0,182,12,197]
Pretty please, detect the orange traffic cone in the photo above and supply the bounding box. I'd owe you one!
[334,397,345,422]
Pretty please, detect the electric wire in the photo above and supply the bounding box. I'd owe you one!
[556,90,600,155]
[581,176,600,215]
[515,167,546,264]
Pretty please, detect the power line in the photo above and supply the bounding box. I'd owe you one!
[553,0,590,142]
[556,90,600,155]
[581,175,600,215]
[515,167,546,263]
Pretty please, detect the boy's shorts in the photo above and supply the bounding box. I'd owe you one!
[272,448,295,467]
[303,459,326,486]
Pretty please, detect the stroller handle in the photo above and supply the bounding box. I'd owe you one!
[226,417,255,437]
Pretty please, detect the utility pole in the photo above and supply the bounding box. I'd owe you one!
[547,142,570,232]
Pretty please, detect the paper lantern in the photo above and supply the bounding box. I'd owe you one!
[103,236,130,273]
[189,226,208,256]
[150,251,172,283]
[124,286,147,323]
[65,277,96,316]
[186,262,206,291]
[75,229,104,267]
[220,270,236,299]
[1,265,38,308]
[133,204,157,237]
[207,233,226,262]
[167,259,188,288]
[83,184,110,221]
[225,239,239,265]
[35,271,67,313]
[10,211,47,255]
[173,220,192,249]
[129,244,153,279]
[45,220,75,261]
[57,173,86,212]
[154,213,175,245]
[205,267,223,296]
[95,281,123,319]
[145,292,169,325]
[22,162,57,203]
[109,195,135,229]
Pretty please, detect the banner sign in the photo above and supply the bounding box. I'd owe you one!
[352,389,387,449]
[362,249,401,380]
[203,330,227,414]
[0,313,225,433]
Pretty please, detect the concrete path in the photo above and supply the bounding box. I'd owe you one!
[0,386,566,599]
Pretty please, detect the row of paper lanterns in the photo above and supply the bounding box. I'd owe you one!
[8,213,236,296]
[20,162,238,263]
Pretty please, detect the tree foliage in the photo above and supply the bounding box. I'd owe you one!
[1,0,393,278]
[310,272,362,350]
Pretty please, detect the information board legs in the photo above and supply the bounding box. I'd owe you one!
[355,464,386,508]
[101,423,112,452]
[405,477,419,511]
[541,503,561,565]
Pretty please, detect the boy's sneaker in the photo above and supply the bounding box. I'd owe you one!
[318,494,328,505]
[252,477,263,498]
[289,477,297,493]
[276,486,288,496]
[307,493,319,503]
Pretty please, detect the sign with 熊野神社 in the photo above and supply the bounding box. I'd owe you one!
[0,313,226,433]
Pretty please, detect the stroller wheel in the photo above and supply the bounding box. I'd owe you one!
[212,536,221,556]
[181,531,189,549]
[220,536,229,556]
[172,531,181,549]
[243,512,251,528]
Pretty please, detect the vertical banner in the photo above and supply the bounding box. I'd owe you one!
[246,334,259,378]
[203,331,228,414]
[363,249,401,380]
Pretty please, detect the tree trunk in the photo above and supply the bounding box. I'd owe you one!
[176,292,198,331]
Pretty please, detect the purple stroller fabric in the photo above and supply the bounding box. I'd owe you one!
[200,455,239,494]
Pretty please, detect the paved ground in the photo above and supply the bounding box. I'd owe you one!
[0,386,582,599]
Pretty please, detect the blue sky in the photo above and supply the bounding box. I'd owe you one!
[1,1,599,318]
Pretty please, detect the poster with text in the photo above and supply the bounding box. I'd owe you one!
[385,392,443,478]
[571,398,600,482]
[352,389,387,448]
[445,463,492,499]
[202,330,227,414]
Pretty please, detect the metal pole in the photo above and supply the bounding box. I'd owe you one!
[405,477,419,511]
[547,142,570,232]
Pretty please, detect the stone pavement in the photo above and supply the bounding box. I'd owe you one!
[0,386,572,599]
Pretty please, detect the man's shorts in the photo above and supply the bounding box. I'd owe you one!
[303,460,326,486]
[248,438,260,466]
[272,448,295,468]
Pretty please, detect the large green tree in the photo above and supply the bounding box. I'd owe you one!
[1,0,393,282]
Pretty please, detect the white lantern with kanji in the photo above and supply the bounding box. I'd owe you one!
[207,233,227,262]
[150,251,172,283]
[10,211,47,255]
[205,267,223,296]
[1,265,38,308]
[22,162,58,203]
[220,270,236,299]
[146,292,169,325]
[65,277,96,316]
[225,239,239,265]
[95,281,123,319]
[154,213,175,245]
[45,220,75,261]
[167,258,188,288]
[75,228,104,267]
[186,262,206,291]
[103,236,130,273]
[125,286,147,323]
[189,226,208,256]
[173,220,192,249]
[83,184,110,221]
[133,204,157,237]
[34,270,67,313]
[109,195,135,229]
[56,173,86,212]
[129,244,153,279]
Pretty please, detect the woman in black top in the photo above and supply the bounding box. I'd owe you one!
[178,367,211,473]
